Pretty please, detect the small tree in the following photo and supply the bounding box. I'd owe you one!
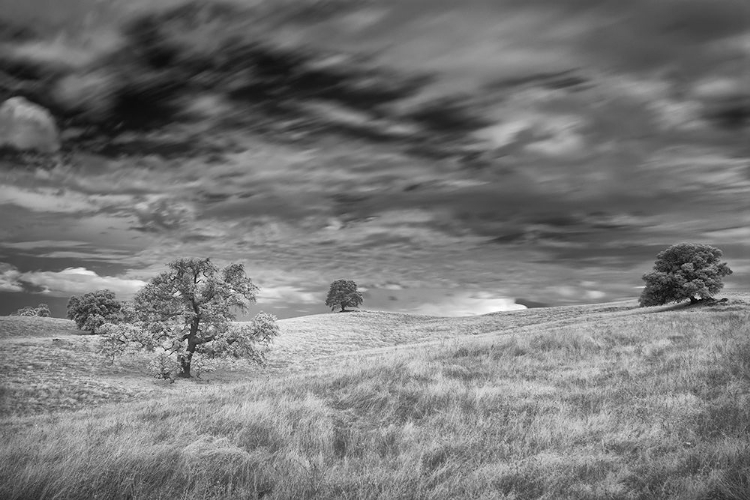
[67,290,122,333]
[325,279,364,312]
[639,243,732,306]
[100,258,279,378]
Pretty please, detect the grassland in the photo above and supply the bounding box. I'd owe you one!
[0,317,184,417]
[1,295,749,499]
[0,299,644,417]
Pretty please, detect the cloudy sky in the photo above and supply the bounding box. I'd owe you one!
[1,0,748,318]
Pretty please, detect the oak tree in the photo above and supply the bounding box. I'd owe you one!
[101,258,278,378]
[325,279,364,312]
[639,243,732,306]
[12,304,50,317]
[67,290,122,333]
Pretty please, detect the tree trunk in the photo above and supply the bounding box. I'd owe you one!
[340,304,346,312]
[180,317,200,377]
[179,351,193,378]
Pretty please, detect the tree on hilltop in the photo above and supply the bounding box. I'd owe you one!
[639,243,732,307]
[100,258,279,379]
[12,303,51,317]
[67,290,122,333]
[325,279,364,312]
[35,303,51,317]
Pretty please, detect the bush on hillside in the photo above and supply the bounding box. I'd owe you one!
[639,243,733,306]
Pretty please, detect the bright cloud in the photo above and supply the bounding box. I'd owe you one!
[476,121,528,148]
[525,132,585,158]
[258,285,318,305]
[19,267,147,298]
[523,114,587,158]
[0,263,23,292]
[412,292,527,317]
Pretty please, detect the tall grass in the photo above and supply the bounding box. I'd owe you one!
[1,306,748,499]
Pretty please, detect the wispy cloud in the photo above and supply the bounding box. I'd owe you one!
[0,186,97,213]
[0,240,88,250]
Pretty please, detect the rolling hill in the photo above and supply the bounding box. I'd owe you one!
[0,294,749,499]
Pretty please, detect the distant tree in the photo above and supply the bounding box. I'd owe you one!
[35,303,51,317]
[639,243,733,307]
[13,303,52,317]
[100,258,279,379]
[325,279,364,312]
[14,306,37,316]
[66,290,122,333]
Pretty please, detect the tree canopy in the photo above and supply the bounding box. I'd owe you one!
[639,243,732,306]
[67,290,122,333]
[101,258,278,379]
[325,279,364,312]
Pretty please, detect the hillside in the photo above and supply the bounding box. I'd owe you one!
[0,298,653,417]
[1,294,749,499]
[0,316,78,339]
[0,295,746,416]
[264,300,640,372]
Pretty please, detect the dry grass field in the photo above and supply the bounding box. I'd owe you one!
[0,299,643,417]
[1,294,749,499]
[0,317,182,417]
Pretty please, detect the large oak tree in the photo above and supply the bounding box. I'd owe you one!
[103,258,278,378]
[639,243,732,306]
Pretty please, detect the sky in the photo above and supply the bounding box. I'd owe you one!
[0,0,748,319]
